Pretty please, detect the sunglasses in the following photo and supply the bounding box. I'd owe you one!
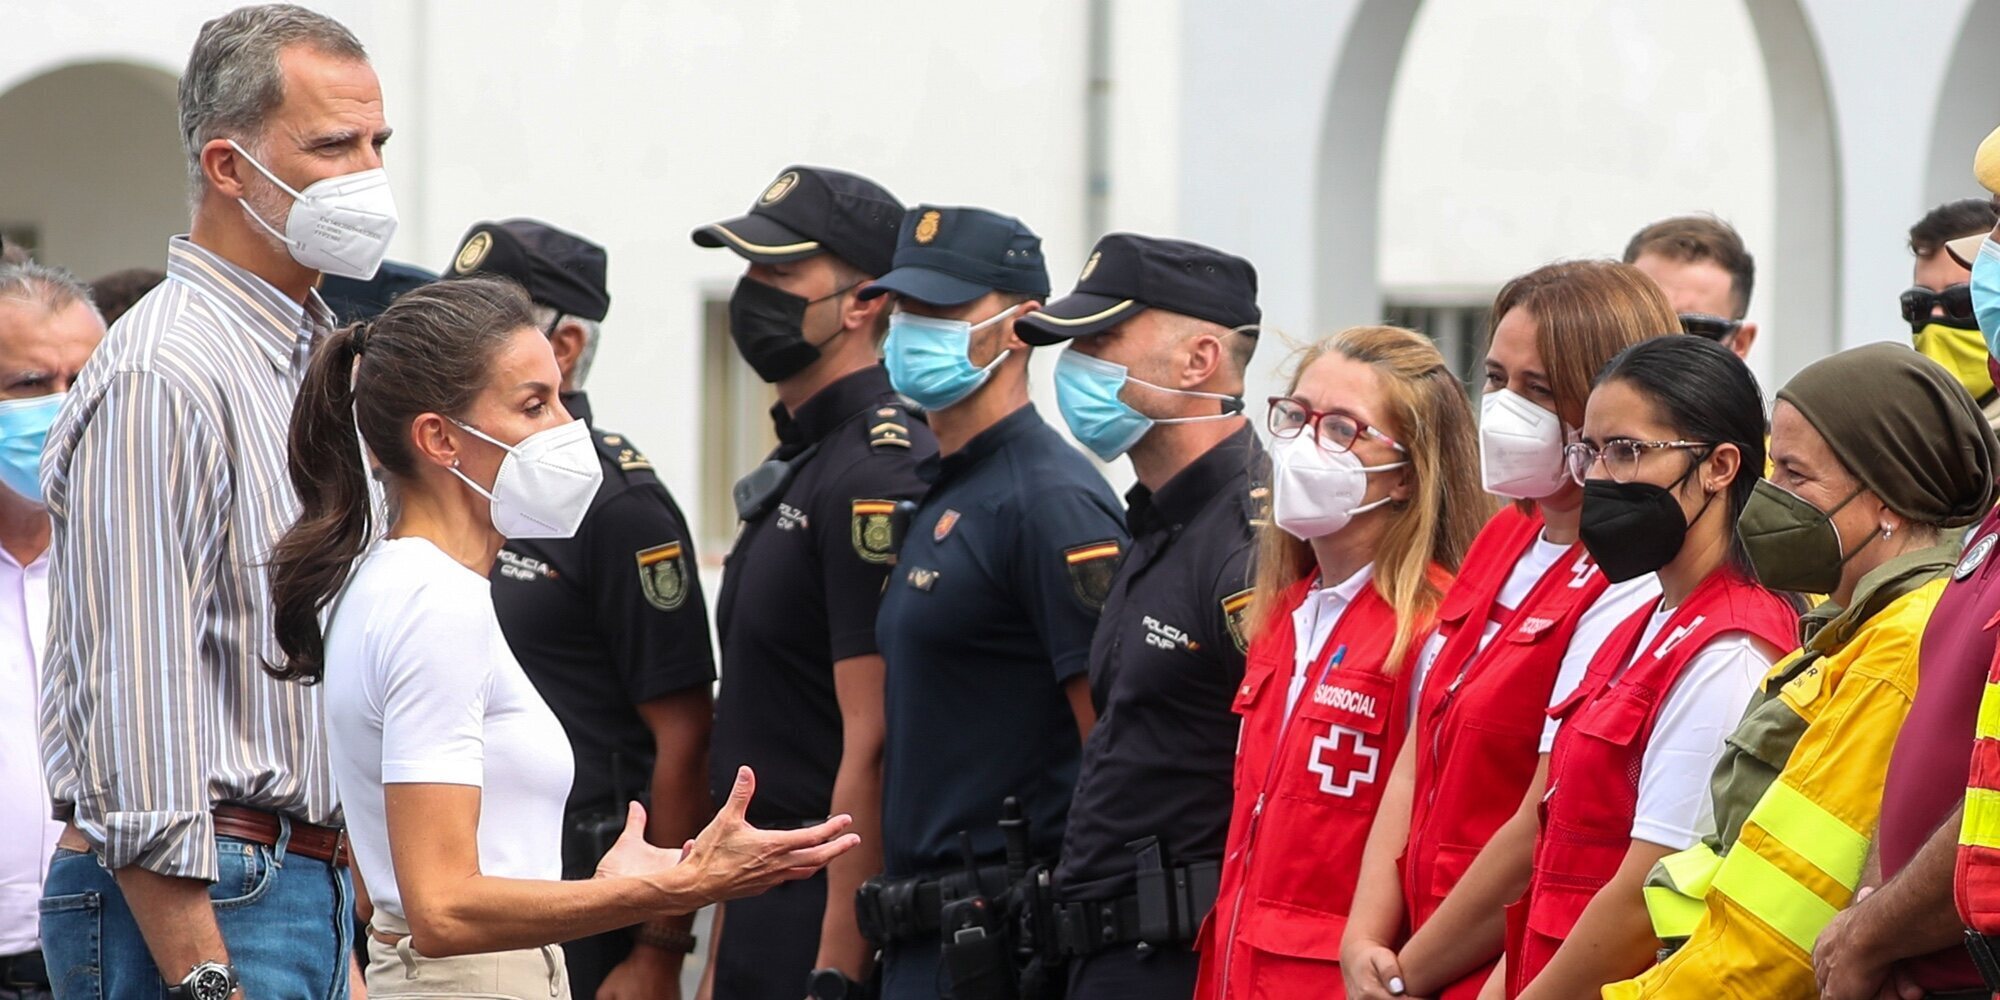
[1679,313,1742,342]
[1899,283,1975,332]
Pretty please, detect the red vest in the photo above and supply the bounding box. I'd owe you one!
[1195,564,1450,1000]
[1505,569,1796,995]
[1399,506,1612,1000]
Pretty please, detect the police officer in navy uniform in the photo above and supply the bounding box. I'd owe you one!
[863,206,1130,1000]
[447,219,715,1000]
[694,167,937,1000]
[1019,234,1264,999]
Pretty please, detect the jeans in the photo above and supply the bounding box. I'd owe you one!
[39,826,353,1000]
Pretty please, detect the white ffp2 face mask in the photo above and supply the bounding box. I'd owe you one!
[449,417,603,539]
[1479,387,1570,500]
[1271,433,1407,540]
[229,140,399,280]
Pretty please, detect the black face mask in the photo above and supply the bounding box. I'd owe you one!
[726,275,852,383]
[1578,458,1712,583]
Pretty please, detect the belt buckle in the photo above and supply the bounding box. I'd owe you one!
[329,832,348,867]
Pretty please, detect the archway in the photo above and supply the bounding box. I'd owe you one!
[1927,0,2000,208]
[0,61,186,280]
[1312,0,1841,387]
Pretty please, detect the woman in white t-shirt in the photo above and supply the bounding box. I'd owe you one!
[1506,334,1797,998]
[266,278,856,999]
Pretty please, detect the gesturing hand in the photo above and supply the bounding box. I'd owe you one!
[682,767,860,904]
[594,801,685,880]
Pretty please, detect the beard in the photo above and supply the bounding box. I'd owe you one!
[238,164,296,258]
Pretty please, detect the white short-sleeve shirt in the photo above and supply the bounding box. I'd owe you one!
[324,537,574,924]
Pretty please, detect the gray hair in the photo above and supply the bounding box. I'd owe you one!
[532,304,603,388]
[178,4,368,199]
[0,262,97,317]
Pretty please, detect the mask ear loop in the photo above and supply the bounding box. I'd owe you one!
[443,418,513,503]
[226,140,310,251]
[967,303,1023,377]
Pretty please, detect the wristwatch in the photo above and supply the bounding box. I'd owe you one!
[806,967,855,1000]
[164,961,238,1000]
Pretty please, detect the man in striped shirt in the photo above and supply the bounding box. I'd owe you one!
[35,6,393,999]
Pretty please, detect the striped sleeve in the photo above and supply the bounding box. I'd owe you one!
[59,370,231,879]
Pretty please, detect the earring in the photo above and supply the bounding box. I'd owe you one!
[1882,524,1894,539]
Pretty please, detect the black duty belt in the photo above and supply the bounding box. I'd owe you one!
[856,865,1013,946]
[1049,860,1220,959]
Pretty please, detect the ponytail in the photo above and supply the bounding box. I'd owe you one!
[266,277,536,683]
[267,321,373,682]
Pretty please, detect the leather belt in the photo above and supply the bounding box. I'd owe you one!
[211,804,348,867]
[0,950,47,989]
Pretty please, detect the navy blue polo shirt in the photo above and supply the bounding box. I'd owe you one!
[1055,425,1265,901]
[878,404,1128,876]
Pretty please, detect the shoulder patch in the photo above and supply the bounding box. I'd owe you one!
[851,499,898,564]
[870,405,913,450]
[1220,588,1256,654]
[1064,540,1123,611]
[635,541,688,611]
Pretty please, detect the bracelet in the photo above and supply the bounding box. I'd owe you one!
[635,920,697,954]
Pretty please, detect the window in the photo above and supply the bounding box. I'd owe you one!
[1382,297,1492,388]
[699,293,779,554]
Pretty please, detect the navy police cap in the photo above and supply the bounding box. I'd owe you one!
[857,205,1050,307]
[1016,232,1260,344]
[444,219,611,322]
[692,165,905,278]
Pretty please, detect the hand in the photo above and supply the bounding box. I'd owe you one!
[679,767,859,905]
[597,942,681,1000]
[1342,938,1410,1000]
[1813,887,1891,1000]
[594,802,685,880]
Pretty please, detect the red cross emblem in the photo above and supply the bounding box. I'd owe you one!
[1306,724,1380,797]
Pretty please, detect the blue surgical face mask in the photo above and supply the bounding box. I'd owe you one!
[0,392,64,504]
[1973,237,2000,361]
[883,305,1020,411]
[1054,348,1244,462]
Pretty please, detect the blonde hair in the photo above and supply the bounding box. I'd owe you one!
[1247,326,1494,670]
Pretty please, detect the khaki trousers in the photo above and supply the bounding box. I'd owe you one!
[364,910,570,999]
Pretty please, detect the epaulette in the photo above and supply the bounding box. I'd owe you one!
[594,428,653,472]
[868,403,915,451]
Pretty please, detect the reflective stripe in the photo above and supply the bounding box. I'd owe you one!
[1644,885,1707,940]
[1980,682,2000,739]
[1711,843,1839,953]
[1963,786,2000,851]
[1746,781,1868,890]
[1644,843,1724,937]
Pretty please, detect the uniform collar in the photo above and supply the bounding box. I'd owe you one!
[563,390,594,427]
[928,402,1041,484]
[775,365,896,447]
[1802,537,1959,651]
[165,236,333,373]
[1125,423,1259,536]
